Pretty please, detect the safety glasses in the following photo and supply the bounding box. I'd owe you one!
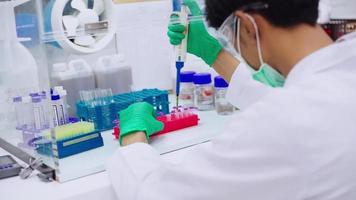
[217,2,269,51]
[217,14,238,50]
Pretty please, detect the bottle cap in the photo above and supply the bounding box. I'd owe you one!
[51,94,60,101]
[193,73,212,85]
[180,71,196,83]
[214,76,229,88]
[51,90,61,101]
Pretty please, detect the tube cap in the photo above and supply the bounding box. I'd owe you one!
[193,73,212,85]
[180,71,196,83]
[214,76,229,88]
[32,96,42,103]
[29,92,39,97]
[13,96,22,103]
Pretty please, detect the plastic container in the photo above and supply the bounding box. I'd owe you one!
[214,76,234,115]
[179,71,196,105]
[94,55,133,95]
[193,73,214,111]
[51,60,96,117]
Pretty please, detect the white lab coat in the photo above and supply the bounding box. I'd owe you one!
[107,32,356,200]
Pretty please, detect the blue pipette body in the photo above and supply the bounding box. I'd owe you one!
[176,61,184,104]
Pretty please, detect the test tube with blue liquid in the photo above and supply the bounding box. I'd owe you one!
[80,91,98,128]
[98,89,114,129]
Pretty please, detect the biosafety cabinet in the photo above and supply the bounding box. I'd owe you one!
[0,0,128,182]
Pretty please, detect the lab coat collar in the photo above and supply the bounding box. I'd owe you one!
[285,32,356,86]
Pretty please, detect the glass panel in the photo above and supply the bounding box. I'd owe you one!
[0,0,57,176]
[1,0,191,182]
[40,0,120,182]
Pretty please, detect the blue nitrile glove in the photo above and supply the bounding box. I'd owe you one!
[119,102,164,144]
[167,0,223,66]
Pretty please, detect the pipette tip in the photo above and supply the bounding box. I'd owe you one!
[176,95,179,108]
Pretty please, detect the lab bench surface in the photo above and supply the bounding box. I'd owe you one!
[0,142,204,200]
[0,109,237,200]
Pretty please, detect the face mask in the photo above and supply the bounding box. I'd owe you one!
[237,14,285,88]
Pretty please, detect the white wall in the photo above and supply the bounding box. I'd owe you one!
[115,0,219,91]
[330,0,356,19]
[115,0,174,91]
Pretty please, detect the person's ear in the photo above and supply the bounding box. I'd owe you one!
[234,11,257,41]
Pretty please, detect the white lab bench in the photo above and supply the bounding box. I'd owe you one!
[0,145,194,200]
[0,109,237,200]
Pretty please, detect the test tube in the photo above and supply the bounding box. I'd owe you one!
[183,107,190,117]
[40,91,50,129]
[13,96,23,130]
[172,110,178,120]
[189,106,198,115]
[172,106,178,112]
[54,86,69,124]
[166,113,172,121]
[80,90,97,124]
[158,112,166,118]
[22,96,33,131]
[101,89,114,128]
[32,96,45,131]
[51,91,66,127]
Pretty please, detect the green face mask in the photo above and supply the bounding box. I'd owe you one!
[237,15,286,88]
[250,63,285,88]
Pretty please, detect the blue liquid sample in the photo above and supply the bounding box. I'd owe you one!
[87,102,98,129]
[101,101,112,129]
[173,0,182,11]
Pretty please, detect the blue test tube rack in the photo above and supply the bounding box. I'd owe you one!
[76,89,170,131]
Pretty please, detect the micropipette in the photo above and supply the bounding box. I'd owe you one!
[172,0,189,108]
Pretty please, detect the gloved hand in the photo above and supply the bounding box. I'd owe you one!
[167,0,222,66]
[118,102,164,144]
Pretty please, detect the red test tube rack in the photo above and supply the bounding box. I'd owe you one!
[112,109,199,140]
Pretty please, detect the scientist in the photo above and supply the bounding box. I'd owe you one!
[107,0,356,199]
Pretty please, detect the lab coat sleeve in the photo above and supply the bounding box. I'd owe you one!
[226,62,274,110]
[107,92,309,200]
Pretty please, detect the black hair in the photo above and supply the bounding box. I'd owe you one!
[205,0,320,28]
